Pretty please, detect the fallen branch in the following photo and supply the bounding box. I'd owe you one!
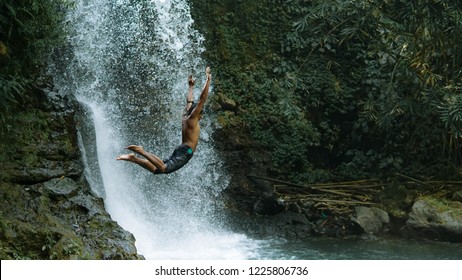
[248,175,385,214]
[396,173,431,186]
[311,183,386,189]
[310,198,377,205]
[249,174,462,215]
[423,180,462,185]
[247,174,313,190]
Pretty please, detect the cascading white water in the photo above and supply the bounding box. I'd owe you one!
[50,0,259,259]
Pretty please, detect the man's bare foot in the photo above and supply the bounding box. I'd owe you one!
[126,145,144,153]
[189,75,195,87]
[116,153,136,161]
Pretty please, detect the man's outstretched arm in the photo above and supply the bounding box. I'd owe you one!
[190,67,211,118]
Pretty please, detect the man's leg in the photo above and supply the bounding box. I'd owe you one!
[116,153,159,174]
[126,145,167,173]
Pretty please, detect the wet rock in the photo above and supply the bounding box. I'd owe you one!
[0,86,142,260]
[43,88,75,113]
[312,214,358,237]
[217,92,237,111]
[8,159,82,184]
[1,86,82,185]
[351,206,390,235]
[42,177,79,197]
[69,193,106,217]
[231,211,312,239]
[253,195,285,215]
[404,196,462,242]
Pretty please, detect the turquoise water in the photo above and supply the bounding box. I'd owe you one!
[253,237,462,260]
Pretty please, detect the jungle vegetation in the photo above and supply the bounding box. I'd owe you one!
[189,0,462,182]
[0,0,70,122]
[2,0,462,183]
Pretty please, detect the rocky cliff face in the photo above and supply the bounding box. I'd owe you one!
[0,84,142,260]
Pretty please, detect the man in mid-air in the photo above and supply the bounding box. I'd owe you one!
[116,66,211,174]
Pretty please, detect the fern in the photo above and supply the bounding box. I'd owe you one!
[0,74,29,122]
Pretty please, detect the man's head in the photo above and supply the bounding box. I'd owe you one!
[185,101,204,119]
[186,102,197,116]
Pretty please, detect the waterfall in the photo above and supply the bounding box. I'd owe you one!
[50,0,258,259]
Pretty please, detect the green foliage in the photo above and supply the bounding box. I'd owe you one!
[190,0,339,174]
[278,0,462,176]
[190,0,462,180]
[428,84,462,162]
[0,0,71,122]
[0,74,27,121]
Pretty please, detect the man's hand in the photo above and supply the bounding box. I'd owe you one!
[206,66,211,80]
[188,74,195,87]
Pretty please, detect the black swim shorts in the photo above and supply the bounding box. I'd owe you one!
[155,144,194,174]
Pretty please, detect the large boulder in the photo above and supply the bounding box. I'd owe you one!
[351,206,390,235]
[404,196,462,242]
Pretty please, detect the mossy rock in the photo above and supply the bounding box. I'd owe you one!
[49,233,85,260]
[0,87,142,259]
[405,196,462,242]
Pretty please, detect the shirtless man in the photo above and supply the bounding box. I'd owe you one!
[116,67,211,174]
